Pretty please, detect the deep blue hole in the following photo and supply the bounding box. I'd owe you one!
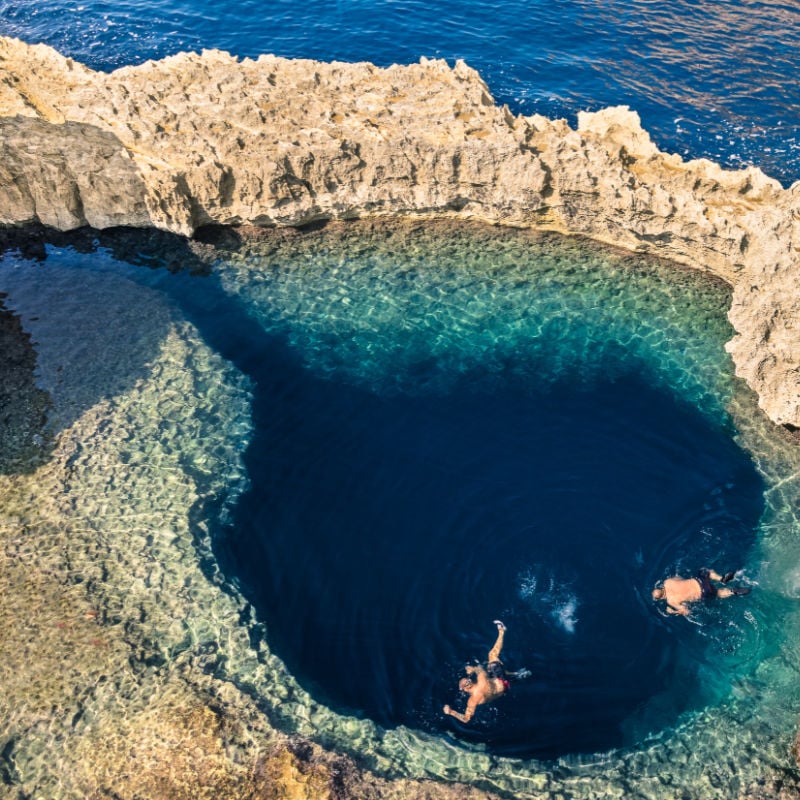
[223,341,764,760]
[26,230,763,761]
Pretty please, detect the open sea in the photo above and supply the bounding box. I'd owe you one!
[2,2,800,797]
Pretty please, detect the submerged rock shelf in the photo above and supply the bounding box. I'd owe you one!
[0,36,799,429]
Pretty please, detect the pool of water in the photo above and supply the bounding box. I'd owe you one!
[226,354,762,759]
[200,225,763,759]
[0,220,794,796]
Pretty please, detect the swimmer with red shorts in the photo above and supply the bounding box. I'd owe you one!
[443,620,531,724]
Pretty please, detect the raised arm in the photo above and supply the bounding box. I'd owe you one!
[443,696,478,724]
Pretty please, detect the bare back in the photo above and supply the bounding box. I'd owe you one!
[662,576,701,615]
[471,671,508,704]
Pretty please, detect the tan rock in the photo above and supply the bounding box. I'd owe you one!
[0,35,799,428]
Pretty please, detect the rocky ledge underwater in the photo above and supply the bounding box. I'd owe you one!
[2,36,800,800]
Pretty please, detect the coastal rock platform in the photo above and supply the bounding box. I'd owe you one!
[1,36,799,430]
[1,37,800,430]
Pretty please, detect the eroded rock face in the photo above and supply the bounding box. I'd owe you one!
[0,35,798,425]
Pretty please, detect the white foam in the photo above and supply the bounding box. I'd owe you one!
[553,596,579,634]
[518,567,580,634]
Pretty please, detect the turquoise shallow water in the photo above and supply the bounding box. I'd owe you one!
[1,221,799,797]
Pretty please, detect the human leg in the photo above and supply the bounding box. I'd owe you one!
[719,586,751,598]
[709,569,740,585]
[488,620,506,663]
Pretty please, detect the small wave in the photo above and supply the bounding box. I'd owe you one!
[518,567,580,634]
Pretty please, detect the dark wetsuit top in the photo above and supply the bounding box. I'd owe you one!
[694,568,717,600]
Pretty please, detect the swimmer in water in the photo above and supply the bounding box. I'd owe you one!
[652,568,751,617]
[443,620,531,724]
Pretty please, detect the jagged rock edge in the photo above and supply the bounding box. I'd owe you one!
[0,36,798,425]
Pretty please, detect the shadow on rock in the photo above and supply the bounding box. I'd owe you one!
[0,299,52,474]
[0,223,218,451]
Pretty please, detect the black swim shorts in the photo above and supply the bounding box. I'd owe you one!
[695,568,717,600]
[486,660,506,679]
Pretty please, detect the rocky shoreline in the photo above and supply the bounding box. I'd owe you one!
[1,36,799,429]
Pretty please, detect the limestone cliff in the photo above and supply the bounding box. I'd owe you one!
[0,36,798,428]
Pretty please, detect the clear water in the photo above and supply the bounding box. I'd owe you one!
[4,222,796,799]
[2,0,799,185]
[208,223,766,761]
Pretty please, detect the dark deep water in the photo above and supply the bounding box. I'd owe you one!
[0,224,766,766]
[220,345,762,759]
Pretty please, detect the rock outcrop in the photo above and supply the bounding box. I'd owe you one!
[1,36,799,427]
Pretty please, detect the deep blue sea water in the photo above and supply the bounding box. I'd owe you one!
[2,0,800,184]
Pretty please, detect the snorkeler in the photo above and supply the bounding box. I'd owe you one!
[443,620,531,724]
[652,568,751,617]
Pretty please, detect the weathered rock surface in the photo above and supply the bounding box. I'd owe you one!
[0,35,798,426]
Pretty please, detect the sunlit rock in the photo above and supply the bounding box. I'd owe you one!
[4,31,800,800]
[1,36,798,430]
